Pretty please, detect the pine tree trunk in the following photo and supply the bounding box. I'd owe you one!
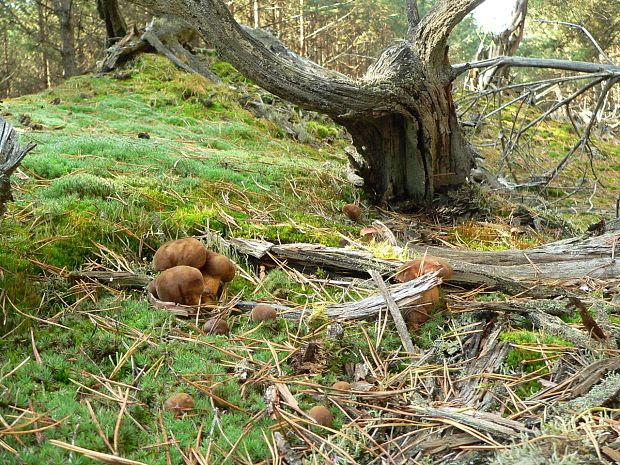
[96,0,128,47]
[37,1,52,89]
[51,0,78,78]
[339,49,475,205]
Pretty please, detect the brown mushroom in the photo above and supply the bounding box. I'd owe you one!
[396,256,453,283]
[151,265,205,306]
[308,405,333,428]
[251,304,277,322]
[342,203,362,222]
[200,253,236,283]
[202,275,222,303]
[204,317,229,335]
[332,381,351,391]
[153,237,208,271]
[404,286,440,330]
[164,392,194,417]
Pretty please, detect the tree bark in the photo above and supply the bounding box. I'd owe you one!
[96,0,127,47]
[37,0,52,89]
[0,118,35,218]
[51,0,78,78]
[132,0,484,207]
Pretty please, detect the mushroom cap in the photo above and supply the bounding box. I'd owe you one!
[164,392,194,417]
[342,203,362,221]
[332,381,351,391]
[251,304,277,322]
[153,238,208,271]
[308,405,333,428]
[395,257,453,283]
[201,253,236,283]
[153,265,205,306]
[204,317,230,335]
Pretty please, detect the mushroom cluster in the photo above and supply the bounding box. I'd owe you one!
[148,237,237,306]
[395,256,453,331]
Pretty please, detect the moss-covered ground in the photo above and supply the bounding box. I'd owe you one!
[1,56,620,464]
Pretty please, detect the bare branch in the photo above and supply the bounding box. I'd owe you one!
[406,0,420,37]
[544,76,620,184]
[537,20,615,66]
[453,56,620,79]
[132,0,387,117]
[415,0,486,64]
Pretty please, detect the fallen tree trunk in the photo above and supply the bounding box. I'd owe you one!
[224,233,620,296]
[147,272,441,320]
[0,118,35,218]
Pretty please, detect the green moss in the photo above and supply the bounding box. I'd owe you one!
[500,331,573,397]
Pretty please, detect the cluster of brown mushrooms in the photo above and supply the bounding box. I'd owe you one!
[395,256,453,330]
[148,237,236,307]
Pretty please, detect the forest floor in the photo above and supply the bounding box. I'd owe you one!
[1,56,620,465]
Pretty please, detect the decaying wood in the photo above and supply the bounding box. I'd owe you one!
[407,229,620,279]
[226,233,619,295]
[370,270,416,354]
[533,357,620,403]
[455,299,604,349]
[453,299,574,317]
[419,432,480,454]
[69,270,150,289]
[567,297,607,341]
[75,268,440,321]
[410,405,534,440]
[0,118,35,218]
[456,324,510,408]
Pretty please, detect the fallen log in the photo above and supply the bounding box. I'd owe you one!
[409,405,535,440]
[225,237,609,297]
[147,272,442,320]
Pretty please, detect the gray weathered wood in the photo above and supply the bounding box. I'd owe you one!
[370,270,416,354]
[410,405,534,439]
[0,118,35,218]
[226,233,620,291]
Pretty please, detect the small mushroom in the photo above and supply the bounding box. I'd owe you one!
[204,317,229,335]
[395,256,453,283]
[151,265,205,306]
[147,278,158,298]
[404,286,440,330]
[342,203,362,222]
[332,381,351,391]
[153,237,208,271]
[200,253,236,283]
[308,405,333,428]
[251,303,277,322]
[164,392,194,417]
[360,226,379,241]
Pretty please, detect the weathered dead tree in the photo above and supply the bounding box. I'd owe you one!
[0,118,35,218]
[131,0,620,209]
[98,16,220,83]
